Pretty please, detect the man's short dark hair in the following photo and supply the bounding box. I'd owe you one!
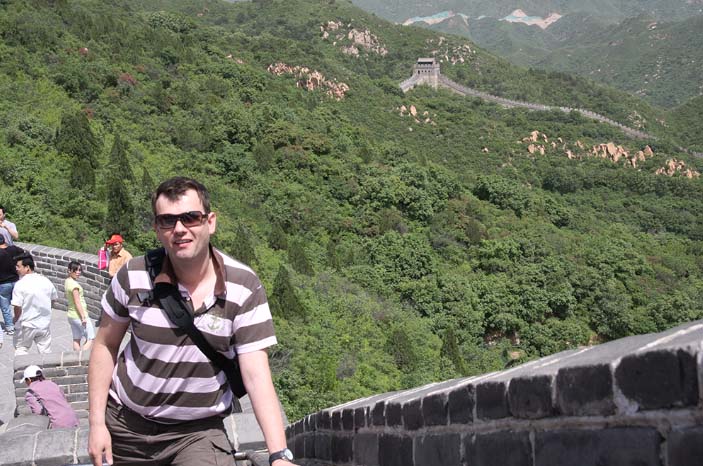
[15,253,35,271]
[0,204,5,215]
[151,177,211,216]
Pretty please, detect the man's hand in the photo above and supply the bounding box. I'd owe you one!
[88,423,113,466]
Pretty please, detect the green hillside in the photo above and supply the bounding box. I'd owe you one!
[1,0,702,420]
[536,15,703,107]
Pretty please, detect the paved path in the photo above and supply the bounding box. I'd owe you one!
[0,307,83,432]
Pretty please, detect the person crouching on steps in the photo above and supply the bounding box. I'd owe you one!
[23,364,79,429]
[65,261,95,351]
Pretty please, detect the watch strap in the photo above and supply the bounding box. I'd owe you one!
[269,448,293,465]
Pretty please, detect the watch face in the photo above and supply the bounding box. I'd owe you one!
[284,449,294,461]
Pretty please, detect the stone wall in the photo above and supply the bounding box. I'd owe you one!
[13,351,91,419]
[15,242,110,321]
[286,320,703,466]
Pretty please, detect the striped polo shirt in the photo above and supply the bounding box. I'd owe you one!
[101,246,277,422]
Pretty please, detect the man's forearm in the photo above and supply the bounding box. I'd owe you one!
[13,305,21,323]
[9,228,18,239]
[88,341,118,426]
[240,351,288,453]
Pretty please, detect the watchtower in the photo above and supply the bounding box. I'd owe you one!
[413,57,440,88]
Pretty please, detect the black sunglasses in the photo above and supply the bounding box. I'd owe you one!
[154,211,208,229]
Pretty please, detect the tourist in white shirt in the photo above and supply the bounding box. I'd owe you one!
[11,253,58,355]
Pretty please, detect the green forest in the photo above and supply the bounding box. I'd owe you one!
[1,0,702,420]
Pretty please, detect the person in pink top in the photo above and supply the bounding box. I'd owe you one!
[23,365,79,429]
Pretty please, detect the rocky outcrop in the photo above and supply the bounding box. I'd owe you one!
[321,21,388,57]
[425,37,475,65]
[655,159,701,178]
[267,62,349,100]
[397,104,436,125]
[518,132,670,171]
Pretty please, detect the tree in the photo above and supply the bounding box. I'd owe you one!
[233,224,256,265]
[268,223,288,250]
[442,327,469,376]
[103,135,133,236]
[55,110,100,190]
[288,238,313,275]
[271,265,305,318]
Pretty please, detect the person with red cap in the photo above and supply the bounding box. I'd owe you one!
[105,234,132,278]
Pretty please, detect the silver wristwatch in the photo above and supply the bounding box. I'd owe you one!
[269,448,294,465]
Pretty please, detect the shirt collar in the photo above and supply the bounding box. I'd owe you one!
[153,244,226,297]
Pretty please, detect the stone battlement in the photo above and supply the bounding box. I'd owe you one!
[287,320,703,466]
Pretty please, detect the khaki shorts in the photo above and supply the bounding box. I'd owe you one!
[105,398,235,466]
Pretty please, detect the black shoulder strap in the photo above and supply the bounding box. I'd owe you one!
[144,248,246,408]
[27,388,48,416]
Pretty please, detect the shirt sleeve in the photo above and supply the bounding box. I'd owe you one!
[10,282,23,308]
[25,391,42,415]
[233,284,277,354]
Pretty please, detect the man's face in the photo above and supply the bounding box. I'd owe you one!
[111,242,123,254]
[153,189,216,265]
[0,209,5,222]
[15,260,30,277]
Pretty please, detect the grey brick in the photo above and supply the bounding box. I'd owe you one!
[318,410,330,429]
[402,399,422,430]
[342,408,354,431]
[509,375,555,419]
[354,406,366,429]
[556,364,615,416]
[535,427,661,466]
[354,433,379,466]
[379,434,412,466]
[415,433,461,466]
[448,384,474,424]
[66,366,89,375]
[62,352,82,366]
[314,432,332,461]
[39,368,68,378]
[0,431,36,466]
[371,401,385,426]
[293,420,303,436]
[52,375,87,385]
[468,431,531,466]
[668,427,703,466]
[615,350,698,410]
[34,429,76,466]
[293,435,304,459]
[331,435,353,463]
[67,383,89,394]
[331,410,341,430]
[76,427,90,464]
[476,381,510,420]
[304,433,316,458]
[386,402,402,426]
[422,393,447,426]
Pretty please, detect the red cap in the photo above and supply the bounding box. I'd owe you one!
[105,234,124,245]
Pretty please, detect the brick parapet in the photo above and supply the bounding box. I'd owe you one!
[15,242,110,321]
[287,320,703,466]
[13,351,91,419]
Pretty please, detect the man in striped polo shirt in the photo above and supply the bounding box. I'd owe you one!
[88,177,296,466]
